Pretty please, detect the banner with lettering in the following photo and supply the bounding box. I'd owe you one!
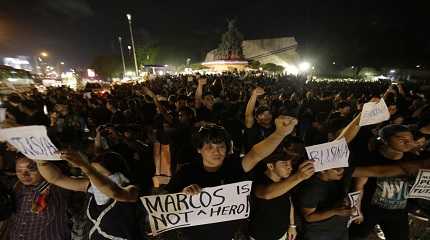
[141,181,252,235]
[408,169,430,200]
[0,125,60,160]
[305,138,350,172]
[359,98,390,126]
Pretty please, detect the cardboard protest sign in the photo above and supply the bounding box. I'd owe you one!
[141,181,252,235]
[359,98,390,126]
[347,191,362,227]
[0,108,6,123]
[0,126,60,160]
[305,138,350,172]
[408,169,430,200]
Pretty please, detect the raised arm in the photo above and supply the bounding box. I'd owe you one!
[38,152,138,202]
[245,87,265,128]
[36,160,90,192]
[143,86,174,125]
[335,113,361,143]
[195,78,207,108]
[242,115,298,172]
[353,157,430,178]
[255,161,314,200]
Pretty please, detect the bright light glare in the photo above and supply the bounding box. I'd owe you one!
[299,62,311,72]
[60,62,65,65]
[126,14,132,20]
[416,65,421,68]
[390,69,396,73]
[41,52,48,57]
[281,63,299,76]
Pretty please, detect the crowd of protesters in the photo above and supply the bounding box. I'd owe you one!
[0,72,430,240]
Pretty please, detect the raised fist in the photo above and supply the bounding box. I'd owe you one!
[198,78,207,86]
[252,87,265,96]
[275,115,298,136]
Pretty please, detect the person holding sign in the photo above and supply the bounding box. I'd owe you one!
[249,150,315,240]
[350,125,419,240]
[35,151,145,240]
[5,155,73,240]
[165,115,298,240]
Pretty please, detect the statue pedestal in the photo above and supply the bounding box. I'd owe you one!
[202,60,248,72]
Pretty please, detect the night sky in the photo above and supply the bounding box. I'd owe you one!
[1,0,428,69]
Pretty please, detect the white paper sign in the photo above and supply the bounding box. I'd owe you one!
[408,169,430,200]
[359,98,390,126]
[0,108,6,123]
[306,138,350,172]
[141,181,252,235]
[347,191,362,227]
[83,92,92,99]
[0,126,60,160]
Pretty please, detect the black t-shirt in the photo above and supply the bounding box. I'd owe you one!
[359,152,411,211]
[296,169,353,240]
[249,174,291,240]
[244,124,275,152]
[165,157,247,240]
[196,106,214,123]
[87,198,146,240]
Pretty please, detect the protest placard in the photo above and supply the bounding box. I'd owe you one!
[347,191,362,227]
[83,92,92,99]
[305,138,349,172]
[141,181,252,235]
[0,108,6,123]
[359,98,390,126]
[408,169,430,200]
[0,125,60,160]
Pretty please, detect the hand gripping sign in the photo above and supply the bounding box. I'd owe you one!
[0,125,60,160]
[141,181,252,235]
[359,98,390,126]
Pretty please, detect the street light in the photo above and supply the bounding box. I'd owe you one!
[126,13,139,77]
[118,36,127,79]
[40,52,48,57]
[60,62,65,65]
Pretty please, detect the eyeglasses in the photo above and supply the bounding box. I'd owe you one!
[198,124,225,132]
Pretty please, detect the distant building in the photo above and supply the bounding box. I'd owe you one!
[205,37,300,68]
[2,56,33,72]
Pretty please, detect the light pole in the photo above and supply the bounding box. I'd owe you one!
[126,13,139,77]
[118,36,127,79]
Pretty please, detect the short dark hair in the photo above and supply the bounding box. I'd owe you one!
[378,124,411,143]
[192,124,231,152]
[263,152,292,164]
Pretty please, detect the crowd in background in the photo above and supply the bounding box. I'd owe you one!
[1,73,430,240]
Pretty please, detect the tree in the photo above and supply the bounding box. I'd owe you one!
[248,60,261,69]
[135,45,160,65]
[261,63,284,73]
[91,55,122,79]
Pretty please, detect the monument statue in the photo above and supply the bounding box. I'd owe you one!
[215,20,244,60]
